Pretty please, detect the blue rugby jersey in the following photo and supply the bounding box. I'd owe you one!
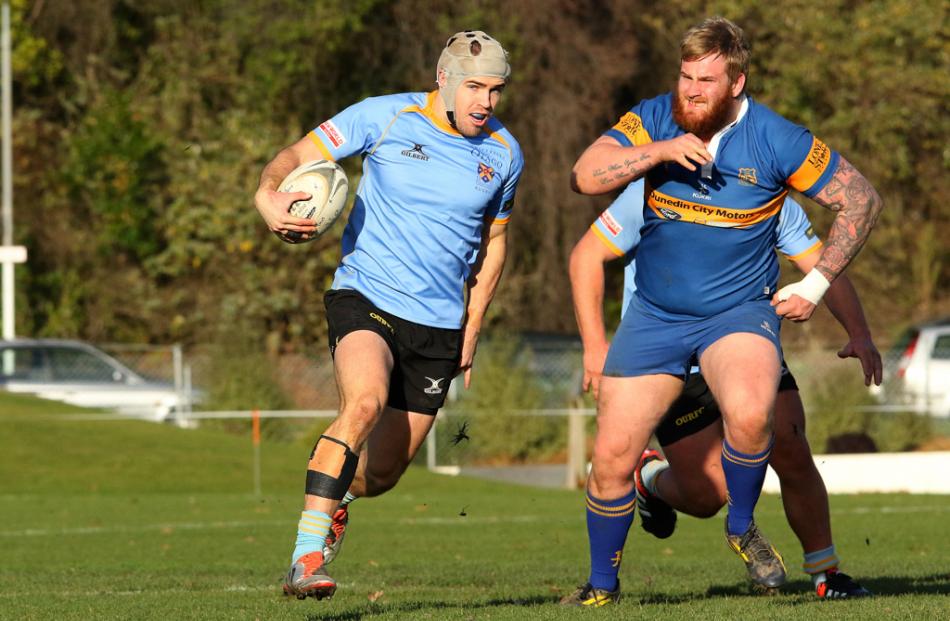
[308,91,524,328]
[591,179,822,319]
[602,93,838,319]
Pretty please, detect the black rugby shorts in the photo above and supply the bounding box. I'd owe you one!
[324,289,462,415]
[654,363,799,446]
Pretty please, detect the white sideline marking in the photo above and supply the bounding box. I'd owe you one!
[0,519,286,538]
[0,583,370,599]
[0,504,946,539]
[0,515,543,538]
[397,514,542,526]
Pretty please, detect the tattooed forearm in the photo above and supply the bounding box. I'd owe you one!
[600,173,626,184]
[623,154,652,174]
[812,157,884,281]
[573,141,659,194]
[594,154,653,186]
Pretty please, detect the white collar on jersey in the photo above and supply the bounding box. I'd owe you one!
[706,94,748,159]
[701,94,748,178]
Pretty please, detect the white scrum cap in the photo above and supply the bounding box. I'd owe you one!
[437,30,510,114]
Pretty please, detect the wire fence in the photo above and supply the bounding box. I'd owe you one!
[6,336,942,492]
[18,337,947,470]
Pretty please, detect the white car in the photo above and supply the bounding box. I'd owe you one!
[872,319,950,418]
[0,339,201,422]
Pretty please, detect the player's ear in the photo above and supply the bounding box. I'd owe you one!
[437,68,447,89]
[731,72,746,97]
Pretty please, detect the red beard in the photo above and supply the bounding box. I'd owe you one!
[672,90,735,141]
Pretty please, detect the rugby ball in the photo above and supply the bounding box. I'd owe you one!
[275,159,348,244]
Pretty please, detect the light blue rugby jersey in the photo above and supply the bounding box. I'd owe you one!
[308,91,524,328]
[591,179,823,318]
[602,93,838,320]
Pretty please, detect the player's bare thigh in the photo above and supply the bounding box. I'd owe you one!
[327,330,394,447]
[591,374,682,497]
[699,332,780,451]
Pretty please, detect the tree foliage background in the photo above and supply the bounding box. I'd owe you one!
[8,0,949,352]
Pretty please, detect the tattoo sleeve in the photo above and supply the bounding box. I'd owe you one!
[810,157,884,282]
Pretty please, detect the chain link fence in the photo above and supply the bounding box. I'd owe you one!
[93,335,950,475]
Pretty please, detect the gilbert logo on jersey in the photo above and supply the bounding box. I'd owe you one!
[400,143,430,161]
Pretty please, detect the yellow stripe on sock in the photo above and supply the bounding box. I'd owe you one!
[722,445,771,466]
[586,496,636,513]
[586,501,635,518]
[803,556,839,573]
[299,526,329,536]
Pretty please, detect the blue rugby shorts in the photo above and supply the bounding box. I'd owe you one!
[603,296,782,378]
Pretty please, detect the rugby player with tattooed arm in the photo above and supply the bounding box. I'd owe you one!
[560,16,882,606]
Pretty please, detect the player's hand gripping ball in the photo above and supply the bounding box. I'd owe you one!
[275,159,348,244]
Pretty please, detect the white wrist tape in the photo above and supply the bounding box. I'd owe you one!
[776,269,831,305]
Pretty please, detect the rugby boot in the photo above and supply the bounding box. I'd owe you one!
[816,569,872,599]
[559,581,621,607]
[725,520,786,591]
[322,505,349,565]
[282,551,336,600]
[635,449,677,539]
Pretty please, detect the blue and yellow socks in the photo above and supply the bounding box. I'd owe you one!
[721,437,773,536]
[586,488,636,591]
[291,509,332,563]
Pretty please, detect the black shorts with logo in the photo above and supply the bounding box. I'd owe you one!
[324,289,463,415]
[654,362,799,446]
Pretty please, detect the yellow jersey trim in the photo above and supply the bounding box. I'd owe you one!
[788,136,833,192]
[308,131,335,162]
[612,111,653,146]
[647,189,786,229]
[405,91,462,137]
[591,224,625,257]
[403,92,513,157]
[784,240,823,262]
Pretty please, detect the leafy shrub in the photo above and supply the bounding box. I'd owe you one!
[444,336,565,464]
[802,365,935,453]
[199,328,296,441]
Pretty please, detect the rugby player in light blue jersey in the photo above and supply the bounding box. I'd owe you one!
[254,31,524,602]
[565,179,876,602]
[563,17,883,606]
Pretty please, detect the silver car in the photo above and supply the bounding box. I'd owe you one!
[0,339,200,422]
[872,319,950,418]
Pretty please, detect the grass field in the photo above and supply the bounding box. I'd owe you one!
[1,393,948,620]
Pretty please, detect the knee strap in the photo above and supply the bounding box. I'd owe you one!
[305,435,359,500]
